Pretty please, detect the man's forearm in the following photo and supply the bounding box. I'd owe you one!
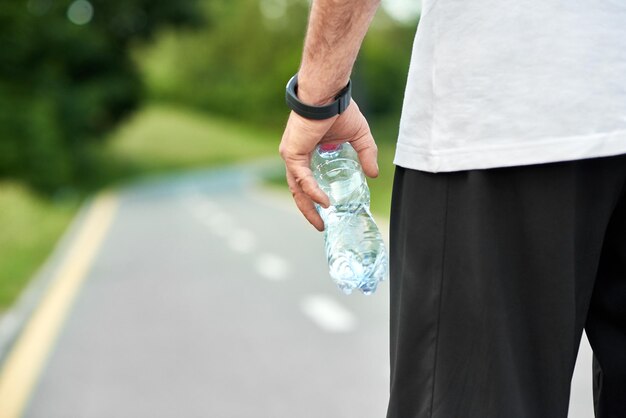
[297,0,380,105]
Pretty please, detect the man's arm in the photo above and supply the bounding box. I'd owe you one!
[298,0,380,104]
[279,0,381,231]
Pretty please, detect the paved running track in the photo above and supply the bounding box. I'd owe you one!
[0,162,595,417]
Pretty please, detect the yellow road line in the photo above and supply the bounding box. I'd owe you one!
[0,193,119,418]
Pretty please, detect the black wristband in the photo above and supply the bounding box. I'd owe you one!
[285,74,351,120]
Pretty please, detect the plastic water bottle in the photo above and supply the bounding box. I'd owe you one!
[310,142,388,295]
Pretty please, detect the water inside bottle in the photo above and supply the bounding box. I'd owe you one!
[312,143,388,295]
[322,205,387,295]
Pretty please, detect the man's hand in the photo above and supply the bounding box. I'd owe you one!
[278,0,380,230]
[279,100,378,231]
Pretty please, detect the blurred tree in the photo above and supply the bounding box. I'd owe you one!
[138,0,418,135]
[0,0,203,192]
[138,0,309,130]
[354,14,416,127]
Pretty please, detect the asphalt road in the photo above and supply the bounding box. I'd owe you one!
[1,163,595,417]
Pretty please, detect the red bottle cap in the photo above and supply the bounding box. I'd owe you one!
[319,143,341,152]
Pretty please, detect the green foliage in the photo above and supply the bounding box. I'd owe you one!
[354,18,417,131]
[0,0,202,193]
[0,0,417,190]
[138,0,309,129]
[138,0,418,133]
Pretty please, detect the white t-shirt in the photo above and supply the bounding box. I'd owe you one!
[394,0,626,172]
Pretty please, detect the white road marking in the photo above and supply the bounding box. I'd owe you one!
[228,228,256,254]
[255,253,290,281]
[197,200,218,214]
[199,212,235,237]
[184,194,218,212]
[185,195,259,255]
[300,294,357,333]
[184,195,237,237]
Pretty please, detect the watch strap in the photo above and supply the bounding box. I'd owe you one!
[285,74,351,120]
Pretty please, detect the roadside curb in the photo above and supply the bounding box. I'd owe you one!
[0,199,93,367]
[0,193,119,418]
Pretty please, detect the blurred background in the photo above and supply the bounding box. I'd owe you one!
[0,1,594,417]
[0,0,418,313]
[0,1,419,417]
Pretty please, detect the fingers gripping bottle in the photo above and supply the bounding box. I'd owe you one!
[311,142,388,295]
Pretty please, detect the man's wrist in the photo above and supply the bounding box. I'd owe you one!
[297,79,349,106]
[286,74,351,120]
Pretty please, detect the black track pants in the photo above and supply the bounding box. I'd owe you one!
[386,154,626,418]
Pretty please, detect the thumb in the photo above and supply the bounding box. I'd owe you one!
[350,131,379,178]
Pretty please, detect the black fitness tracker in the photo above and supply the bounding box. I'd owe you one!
[285,74,351,120]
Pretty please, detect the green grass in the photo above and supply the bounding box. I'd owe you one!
[368,141,395,217]
[0,104,280,312]
[101,104,278,178]
[0,183,78,312]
